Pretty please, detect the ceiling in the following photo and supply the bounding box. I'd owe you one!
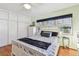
[0,3,78,16]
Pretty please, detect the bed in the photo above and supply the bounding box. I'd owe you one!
[12,31,59,56]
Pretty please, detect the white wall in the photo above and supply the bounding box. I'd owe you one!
[0,9,31,47]
[17,14,29,39]
[32,5,79,49]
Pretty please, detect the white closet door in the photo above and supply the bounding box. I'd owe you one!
[9,12,17,22]
[17,22,27,39]
[0,20,8,47]
[0,10,8,20]
[9,21,17,44]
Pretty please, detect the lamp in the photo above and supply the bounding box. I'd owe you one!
[24,4,31,9]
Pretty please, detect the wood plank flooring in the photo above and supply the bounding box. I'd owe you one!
[58,47,78,56]
[0,45,78,56]
[0,45,12,56]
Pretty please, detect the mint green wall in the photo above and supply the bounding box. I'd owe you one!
[33,5,79,49]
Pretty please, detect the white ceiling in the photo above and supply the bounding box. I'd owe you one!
[0,3,78,16]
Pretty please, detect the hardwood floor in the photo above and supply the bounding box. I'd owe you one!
[0,45,12,56]
[0,45,78,56]
[58,46,78,56]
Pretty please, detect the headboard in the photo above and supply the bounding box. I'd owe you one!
[40,27,59,32]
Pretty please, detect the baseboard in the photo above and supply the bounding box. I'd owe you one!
[60,46,78,51]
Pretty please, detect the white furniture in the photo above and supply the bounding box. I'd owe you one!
[17,22,27,39]
[28,26,37,37]
[60,33,71,48]
[17,14,29,39]
[62,36,70,48]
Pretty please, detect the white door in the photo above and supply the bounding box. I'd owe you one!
[8,21,17,44]
[0,20,8,47]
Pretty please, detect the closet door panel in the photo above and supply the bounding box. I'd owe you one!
[9,12,17,21]
[0,20,8,47]
[0,10,8,20]
[9,21,17,44]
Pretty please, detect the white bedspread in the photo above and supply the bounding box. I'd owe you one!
[12,35,59,56]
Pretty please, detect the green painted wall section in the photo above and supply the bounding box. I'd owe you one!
[33,4,79,49]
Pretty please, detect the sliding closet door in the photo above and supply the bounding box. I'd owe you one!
[8,12,18,44]
[0,10,8,47]
[0,20,8,47]
[8,21,17,44]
